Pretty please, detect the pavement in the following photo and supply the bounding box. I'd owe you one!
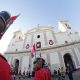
[13,69,80,80]
[65,69,80,80]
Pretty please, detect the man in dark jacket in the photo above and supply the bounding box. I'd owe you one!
[66,64,73,80]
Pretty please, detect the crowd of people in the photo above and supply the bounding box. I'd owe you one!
[53,64,74,80]
[11,57,52,80]
[12,70,31,80]
[0,54,74,80]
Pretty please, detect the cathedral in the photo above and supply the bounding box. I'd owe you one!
[5,20,80,74]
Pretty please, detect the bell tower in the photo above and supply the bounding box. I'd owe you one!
[58,20,80,42]
[58,20,76,34]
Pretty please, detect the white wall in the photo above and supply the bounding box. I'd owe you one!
[69,33,80,42]
[41,54,47,62]
[55,32,72,44]
[74,47,80,65]
[7,41,24,52]
[8,56,12,65]
[5,55,9,61]
[50,52,60,72]
[33,32,45,47]
[24,34,32,49]
[6,31,24,52]
[46,31,56,46]
[21,56,29,73]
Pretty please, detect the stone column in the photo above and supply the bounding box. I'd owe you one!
[31,34,34,47]
[29,55,32,72]
[10,56,13,65]
[51,31,57,43]
[18,56,23,72]
[46,54,51,67]
[43,32,48,45]
[23,34,27,48]
[72,49,80,67]
[58,52,64,68]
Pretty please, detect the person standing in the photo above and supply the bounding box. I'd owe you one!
[66,64,73,80]
[60,67,65,80]
[58,68,61,80]
[43,63,51,80]
[34,58,51,80]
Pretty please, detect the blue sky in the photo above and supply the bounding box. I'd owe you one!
[0,0,80,53]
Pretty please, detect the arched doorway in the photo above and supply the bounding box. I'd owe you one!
[14,59,19,74]
[63,53,75,70]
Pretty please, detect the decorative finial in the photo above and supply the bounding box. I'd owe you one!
[37,24,40,30]
[37,24,40,27]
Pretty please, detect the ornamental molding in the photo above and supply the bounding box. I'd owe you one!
[5,41,80,54]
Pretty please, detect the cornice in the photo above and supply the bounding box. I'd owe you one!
[5,41,80,55]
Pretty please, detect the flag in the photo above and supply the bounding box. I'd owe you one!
[0,14,19,39]
[2,14,19,34]
[0,13,19,39]
[31,44,36,60]
[8,14,19,25]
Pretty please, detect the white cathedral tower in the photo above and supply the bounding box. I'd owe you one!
[5,20,80,74]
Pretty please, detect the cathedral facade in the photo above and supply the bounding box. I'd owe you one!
[5,20,80,74]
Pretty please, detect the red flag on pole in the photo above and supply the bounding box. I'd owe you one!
[8,14,19,25]
[31,44,36,60]
[39,48,42,57]
[0,14,19,39]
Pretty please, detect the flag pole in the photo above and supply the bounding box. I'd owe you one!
[31,43,36,61]
[40,48,42,58]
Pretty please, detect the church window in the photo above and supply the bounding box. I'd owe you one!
[69,32,72,34]
[75,32,78,34]
[12,44,14,46]
[26,44,29,49]
[49,40,54,45]
[65,41,68,43]
[67,26,71,29]
[36,42,41,48]
[65,23,67,26]
[16,49,18,51]
[37,35,40,38]
[65,24,71,29]
[19,36,21,39]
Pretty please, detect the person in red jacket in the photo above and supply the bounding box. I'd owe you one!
[0,53,12,80]
[34,58,51,80]
[34,58,46,80]
[43,64,51,80]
